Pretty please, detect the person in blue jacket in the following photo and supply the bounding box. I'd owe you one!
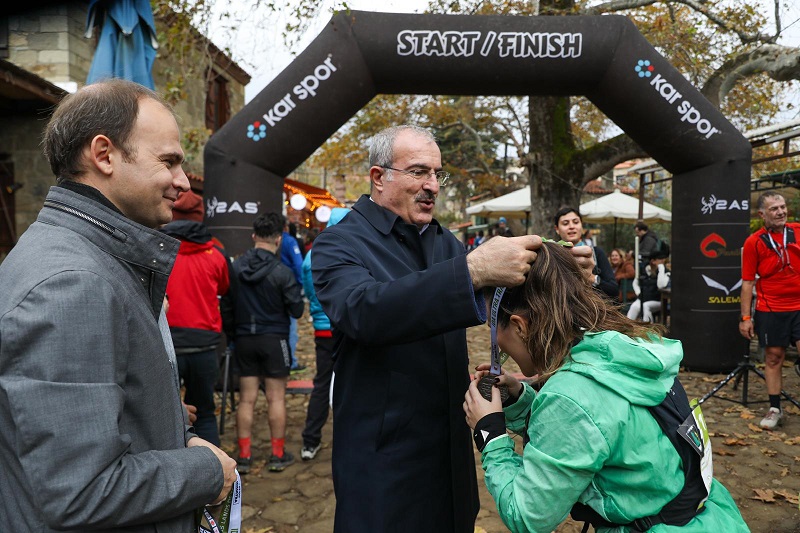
[300,207,350,461]
[280,217,305,371]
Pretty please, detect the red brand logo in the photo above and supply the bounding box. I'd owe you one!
[700,233,726,258]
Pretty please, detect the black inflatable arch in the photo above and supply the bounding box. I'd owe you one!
[204,11,752,372]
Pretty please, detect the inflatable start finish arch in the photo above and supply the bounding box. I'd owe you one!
[204,11,752,372]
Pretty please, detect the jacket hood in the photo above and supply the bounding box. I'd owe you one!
[160,220,213,244]
[239,248,279,285]
[327,207,350,228]
[561,331,683,407]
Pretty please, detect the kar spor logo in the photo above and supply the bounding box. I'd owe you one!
[635,59,720,139]
[247,56,338,142]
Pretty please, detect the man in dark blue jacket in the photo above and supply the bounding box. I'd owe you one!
[232,212,304,474]
[312,125,593,533]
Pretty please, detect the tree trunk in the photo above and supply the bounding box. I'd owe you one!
[526,95,583,236]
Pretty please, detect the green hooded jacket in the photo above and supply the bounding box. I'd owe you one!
[481,331,749,533]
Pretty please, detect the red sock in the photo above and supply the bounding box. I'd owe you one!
[271,437,285,458]
[238,437,251,458]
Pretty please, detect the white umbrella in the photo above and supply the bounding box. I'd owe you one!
[581,189,671,255]
[580,189,671,223]
[465,186,530,218]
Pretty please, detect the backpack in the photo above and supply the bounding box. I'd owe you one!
[652,237,670,258]
[570,377,711,532]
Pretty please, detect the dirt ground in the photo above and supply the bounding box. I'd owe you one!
[215,310,800,533]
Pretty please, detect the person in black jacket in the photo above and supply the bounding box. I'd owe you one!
[553,207,619,299]
[311,125,598,533]
[635,221,660,270]
[232,212,304,474]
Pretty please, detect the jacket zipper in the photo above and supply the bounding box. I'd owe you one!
[43,200,121,238]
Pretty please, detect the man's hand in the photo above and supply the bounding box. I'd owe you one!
[467,235,541,290]
[739,319,754,340]
[569,245,595,283]
[183,401,198,425]
[188,437,238,505]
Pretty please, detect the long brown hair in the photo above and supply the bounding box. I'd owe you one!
[496,242,664,377]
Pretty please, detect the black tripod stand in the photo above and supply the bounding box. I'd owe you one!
[699,351,800,408]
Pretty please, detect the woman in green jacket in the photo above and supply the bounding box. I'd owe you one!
[463,242,748,533]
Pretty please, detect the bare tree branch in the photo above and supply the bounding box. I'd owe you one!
[584,0,776,44]
[440,120,494,175]
[702,44,800,106]
[576,134,647,185]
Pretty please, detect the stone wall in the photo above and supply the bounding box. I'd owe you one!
[2,1,248,248]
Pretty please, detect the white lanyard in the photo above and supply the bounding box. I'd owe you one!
[199,471,242,533]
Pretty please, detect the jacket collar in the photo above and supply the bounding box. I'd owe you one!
[353,194,442,236]
[41,186,179,277]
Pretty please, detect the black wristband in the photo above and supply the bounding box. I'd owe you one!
[473,412,506,452]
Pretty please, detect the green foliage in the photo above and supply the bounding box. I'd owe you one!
[182,127,212,173]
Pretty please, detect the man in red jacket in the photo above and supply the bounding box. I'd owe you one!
[162,189,231,445]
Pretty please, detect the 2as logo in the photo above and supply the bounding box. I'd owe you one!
[702,274,742,304]
[205,197,260,218]
[700,195,749,215]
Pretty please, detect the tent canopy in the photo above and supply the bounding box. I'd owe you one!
[465,186,531,218]
[580,189,672,223]
[466,187,671,223]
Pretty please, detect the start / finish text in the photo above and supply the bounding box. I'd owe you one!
[397,30,583,59]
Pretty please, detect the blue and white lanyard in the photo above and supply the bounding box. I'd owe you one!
[489,287,506,376]
[766,226,789,269]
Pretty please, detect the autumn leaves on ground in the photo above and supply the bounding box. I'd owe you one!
[215,313,800,532]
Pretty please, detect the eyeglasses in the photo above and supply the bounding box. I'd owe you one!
[381,166,450,186]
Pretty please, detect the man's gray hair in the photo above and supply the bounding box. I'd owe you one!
[368,125,436,168]
[757,191,784,210]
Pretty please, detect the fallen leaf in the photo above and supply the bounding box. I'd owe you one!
[474,528,488,533]
[740,410,756,420]
[774,490,800,505]
[751,488,777,503]
[780,468,790,477]
[723,438,750,446]
[747,423,764,433]
[761,447,778,457]
[714,449,737,456]
[784,436,800,445]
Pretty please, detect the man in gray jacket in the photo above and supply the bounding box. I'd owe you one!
[0,79,236,531]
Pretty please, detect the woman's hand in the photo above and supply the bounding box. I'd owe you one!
[473,364,523,399]
[464,377,502,430]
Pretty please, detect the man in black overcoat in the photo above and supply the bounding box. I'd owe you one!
[312,125,591,532]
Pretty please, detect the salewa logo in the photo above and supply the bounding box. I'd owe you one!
[205,197,260,218]
[702,275,742,304]
[702,274,742,295]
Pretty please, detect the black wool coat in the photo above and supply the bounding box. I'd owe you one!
[312,195,483,533]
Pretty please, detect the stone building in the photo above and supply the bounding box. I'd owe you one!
[0,1,250,260]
